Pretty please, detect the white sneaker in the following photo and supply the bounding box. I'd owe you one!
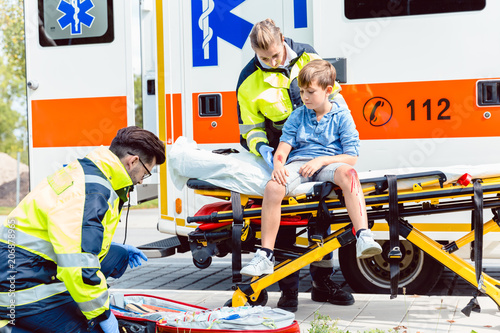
[356,229,382,259]
[240,249,274,277]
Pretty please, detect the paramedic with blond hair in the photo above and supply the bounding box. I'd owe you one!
[0,126,165,333]
[236,18,353,312]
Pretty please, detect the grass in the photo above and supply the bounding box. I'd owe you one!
[308,312,397,333]
[0,207,13,215]
[130,198,158,210]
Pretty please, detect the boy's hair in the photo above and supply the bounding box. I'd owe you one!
[249,18,282,51]
[109,126,166,165]
[298,59,337,90]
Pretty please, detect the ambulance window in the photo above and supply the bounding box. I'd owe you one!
[345,0,486,19]
[38,0,114,47]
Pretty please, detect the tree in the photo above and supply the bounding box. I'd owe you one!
[0,0,27,164]
[134,74,143,128]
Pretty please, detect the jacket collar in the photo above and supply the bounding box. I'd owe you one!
[86,147,133,201]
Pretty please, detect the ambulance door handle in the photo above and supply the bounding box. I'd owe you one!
[27,80,39,90]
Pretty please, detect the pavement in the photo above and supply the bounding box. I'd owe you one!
[3,208,500,332]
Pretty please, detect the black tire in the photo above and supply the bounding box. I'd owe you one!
[247,289,268,306]
[339,239,443,294]
[193,256,212,269]
[223,290,268,307]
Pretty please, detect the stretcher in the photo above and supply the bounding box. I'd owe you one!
[184,167,500,317]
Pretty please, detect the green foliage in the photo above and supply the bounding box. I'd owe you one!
[308,312,342,333]
[134,74,143,128]
[0,207,14,215]
[308,312,398,333]
[0,0,25,84]
[0,0,28,164]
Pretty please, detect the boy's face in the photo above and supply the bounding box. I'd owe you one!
[299,80,332,111]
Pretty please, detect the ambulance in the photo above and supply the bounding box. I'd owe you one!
[24,0,500,294]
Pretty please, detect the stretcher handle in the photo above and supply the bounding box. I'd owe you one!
[187,212,218,223]
[360,170,447,194]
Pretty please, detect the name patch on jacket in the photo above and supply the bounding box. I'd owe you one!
[47,168,74,195]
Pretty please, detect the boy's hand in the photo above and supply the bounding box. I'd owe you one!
[299,158,324,178]
[272,164,289,185]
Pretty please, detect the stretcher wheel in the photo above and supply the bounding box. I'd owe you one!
[193,256,212,269]
[339,240,443,294]
[223,289,268,307]
[247,289,268,306]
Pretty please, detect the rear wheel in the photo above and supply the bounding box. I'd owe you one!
[339,240,443,294]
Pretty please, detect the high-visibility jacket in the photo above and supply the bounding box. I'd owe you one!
[237,37,346,156]
[0,147,132,324]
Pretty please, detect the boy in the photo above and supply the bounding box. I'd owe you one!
[241,60,382,278]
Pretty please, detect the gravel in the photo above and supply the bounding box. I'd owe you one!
[0,152,29,207]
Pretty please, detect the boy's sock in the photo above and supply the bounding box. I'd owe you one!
[260,247,274,260]
[356,228,367,238]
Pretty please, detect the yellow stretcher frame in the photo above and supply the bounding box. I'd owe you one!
[186,172,500,313]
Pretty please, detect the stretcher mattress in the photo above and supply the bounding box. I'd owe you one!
[169,136,500,197]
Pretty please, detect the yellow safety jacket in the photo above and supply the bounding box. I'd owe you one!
[237,38,345,156]
[0,147,132,324]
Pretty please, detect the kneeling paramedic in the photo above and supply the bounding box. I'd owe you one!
[0,126,165,333]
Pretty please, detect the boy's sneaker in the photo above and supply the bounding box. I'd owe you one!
[240,249,274,276]
[356,229,382,259]
[277,289,298,312]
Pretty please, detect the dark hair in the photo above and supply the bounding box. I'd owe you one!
[298,59,336,90]
[109,126,165,165]
[249,18,282,51]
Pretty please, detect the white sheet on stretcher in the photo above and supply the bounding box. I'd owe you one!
[168,136,500,198]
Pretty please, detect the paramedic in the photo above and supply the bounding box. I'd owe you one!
[236,19,352,312]
[0,126,165,333]
[240,60,383,304]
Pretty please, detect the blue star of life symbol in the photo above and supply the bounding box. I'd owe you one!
[57,0,95,35]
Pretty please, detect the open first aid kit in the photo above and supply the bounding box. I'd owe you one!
[110,293,300,333]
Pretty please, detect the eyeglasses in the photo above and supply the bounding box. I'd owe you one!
[128,152,152,180]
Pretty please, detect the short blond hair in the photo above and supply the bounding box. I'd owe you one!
[249,18,282,51]
[298,59,336,89]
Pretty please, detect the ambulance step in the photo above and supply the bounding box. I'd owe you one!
[138,237,181,258]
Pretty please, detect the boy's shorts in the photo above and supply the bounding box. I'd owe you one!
[283,159,350,195]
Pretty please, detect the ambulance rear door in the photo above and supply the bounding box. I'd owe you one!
[24,0,135,187]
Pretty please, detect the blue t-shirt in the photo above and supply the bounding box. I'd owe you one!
[280,102,360,163]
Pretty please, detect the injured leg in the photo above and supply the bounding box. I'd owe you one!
[335,166,382,259]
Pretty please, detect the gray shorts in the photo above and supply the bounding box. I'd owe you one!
[282,159,350,195]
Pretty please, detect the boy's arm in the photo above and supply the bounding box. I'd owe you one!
[272,142,292,185]
[338,110,361,158]
[299,154,357,178]
[316,154,357,167]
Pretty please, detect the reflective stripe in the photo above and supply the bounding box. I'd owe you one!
[247,131,267,144]
[57,253,100,268]
[77,289,108,313]
[0,283,67,307]
[273,123,284,130]
[85,175,119,209]
[0,225,56,262]
[239,122,265,135]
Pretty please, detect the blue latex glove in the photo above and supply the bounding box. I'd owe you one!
[99,311,119,333]
[112,242,148,268]
[258,145,274,169]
